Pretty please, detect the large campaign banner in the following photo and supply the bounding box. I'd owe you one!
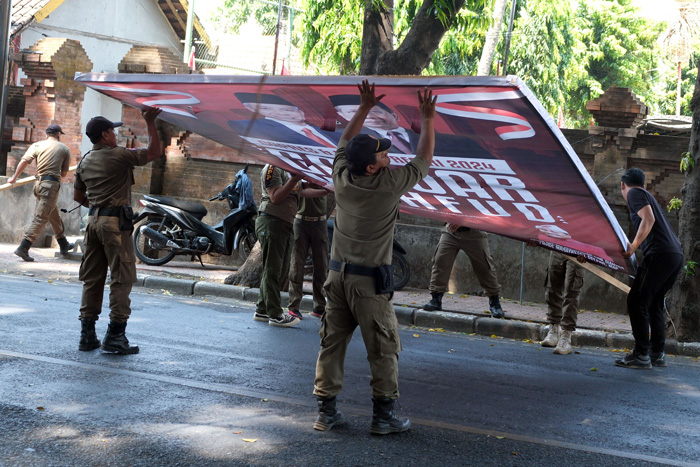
[74,73,633,273]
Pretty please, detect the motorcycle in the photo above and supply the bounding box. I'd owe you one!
[325,219,411,290]
[132,166,257,267]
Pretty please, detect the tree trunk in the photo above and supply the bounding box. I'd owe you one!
[361,0,467,75]
[477,0,508,76]
[668,61,700,341]
[224,241,263,287]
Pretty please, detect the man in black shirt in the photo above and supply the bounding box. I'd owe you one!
[616,168,683,369]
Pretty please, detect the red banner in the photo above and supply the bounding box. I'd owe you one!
[74,74,633,273]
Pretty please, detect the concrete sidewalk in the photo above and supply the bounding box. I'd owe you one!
[2,241,699,358]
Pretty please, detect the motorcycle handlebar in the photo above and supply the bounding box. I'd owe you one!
[209,196,219,201]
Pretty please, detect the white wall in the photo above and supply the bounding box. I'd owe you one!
[17,0,184,154]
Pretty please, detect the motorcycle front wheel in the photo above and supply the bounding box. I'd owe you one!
[392,250,410,291]
[133,217,178,266]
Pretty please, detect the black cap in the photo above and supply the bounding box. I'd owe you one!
[346,134,391,160]
[86,116,123,139]
[46,124,64,134]
[235,92,294,106]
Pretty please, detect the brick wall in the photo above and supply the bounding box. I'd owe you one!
[6,38,93,175]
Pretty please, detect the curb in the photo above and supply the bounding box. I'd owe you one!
[135,274,699,359]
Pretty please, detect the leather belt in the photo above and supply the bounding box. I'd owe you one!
[329,259,377,277]
[295,214,327,222]
[88,206,121,217]
[39,175,60,182]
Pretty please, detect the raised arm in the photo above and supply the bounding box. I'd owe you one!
[339,80,386,142]
[142,107,163,162]
[414,87,437,167]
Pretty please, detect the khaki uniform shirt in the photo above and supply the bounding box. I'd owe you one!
[74,143,148,207]
[258,164,299,224]
[297,194,327,218]
[22,137,70,178]
[331,139,429,267]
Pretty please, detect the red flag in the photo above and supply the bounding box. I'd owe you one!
[281,59,289,76]
[557,106,564,128]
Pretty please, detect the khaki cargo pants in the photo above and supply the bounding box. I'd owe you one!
[288,219,328,313]
[24,180,66,243]
[78,215,136,323]
[428,229,501,296]
[255,214,294,318]
[545,252,584,332]
[314,269,401,399]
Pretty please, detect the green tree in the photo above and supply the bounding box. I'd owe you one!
[568,0,664,124]
[504,0,587,123]
[298,0,490,75]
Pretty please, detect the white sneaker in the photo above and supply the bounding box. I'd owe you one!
[553,330,573,355]
[269,312,301,327]
[541,324,561,347]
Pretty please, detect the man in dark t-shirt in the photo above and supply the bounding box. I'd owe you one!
[615,168,683,369]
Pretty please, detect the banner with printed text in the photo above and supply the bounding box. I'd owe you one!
[74,73,633,273]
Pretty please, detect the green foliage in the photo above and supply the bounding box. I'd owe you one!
[681,151,695,172]
[657,59,699,116]
[212,0,300,35]
[667,197,683,212]
[685,261,699,278]
[504,0,587,123]
[566,0,665,126]
[297,0,489,75]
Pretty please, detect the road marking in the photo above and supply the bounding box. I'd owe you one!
[2,348,698,466]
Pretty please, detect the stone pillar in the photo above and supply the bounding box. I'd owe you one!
[8,38,93,174]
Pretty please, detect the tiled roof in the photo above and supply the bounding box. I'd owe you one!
[10,0,53,38]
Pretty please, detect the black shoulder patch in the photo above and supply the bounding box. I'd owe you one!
[264,165,276,188]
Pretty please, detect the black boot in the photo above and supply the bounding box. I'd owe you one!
[57,237,75,255]
[14,239,34,262]
[422,292,443,311]
[79,319,101,351]
[370,397,410,435]
[489,295,505,318]
[101,321,139,354]
[313,396,345,431]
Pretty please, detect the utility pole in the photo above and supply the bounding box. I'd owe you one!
[501,0,517,75]
[0,0,12,169]
[183,0,196,67]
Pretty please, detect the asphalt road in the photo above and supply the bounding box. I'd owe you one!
[1,274,699,466]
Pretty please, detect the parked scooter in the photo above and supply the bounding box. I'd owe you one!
[325,219,411,290]
[132,166,257,266]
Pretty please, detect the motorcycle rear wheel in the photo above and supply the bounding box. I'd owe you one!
[237,225,257,262]
[392,250,410,291]
[133,217,178,266]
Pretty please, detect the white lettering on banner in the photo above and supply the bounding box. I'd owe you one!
[439,158,514,174]
[435,196,461,213]
[436,170,492,199]
[244,137,336,157]
[467,199,511,217]
[413,176,447,195]
[514,203,555,222]
[240,136,558,224]
[480,174,538,202]
[90,85,200,119]
[401,191,436,210]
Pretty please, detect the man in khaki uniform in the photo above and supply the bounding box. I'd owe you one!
[422,224,505,318]
[254,166,328,327]
[8,124,74,261]
[73,108,161,354]
[288,186,328,320]
[313,81,436,435]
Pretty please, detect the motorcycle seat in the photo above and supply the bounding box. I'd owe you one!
[144,195,208,220]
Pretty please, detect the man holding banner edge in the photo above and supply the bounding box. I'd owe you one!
[313,80,436,435]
